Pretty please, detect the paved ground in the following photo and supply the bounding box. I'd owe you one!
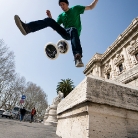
[0,117,60,138]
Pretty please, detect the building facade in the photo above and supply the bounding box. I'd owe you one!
[84,17,138,87]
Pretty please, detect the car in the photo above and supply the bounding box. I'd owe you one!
[12,106,20,114]
[0,109,6,116]
[2,110,15,119]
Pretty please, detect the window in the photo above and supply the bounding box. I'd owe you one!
[135,53,138,61]
[107,73,110,79]
[119,64,123,72]
[13,107,20,111]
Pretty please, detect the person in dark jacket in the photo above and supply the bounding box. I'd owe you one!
[20,107,26,121]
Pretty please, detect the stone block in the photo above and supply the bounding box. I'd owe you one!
[56,75,138,138]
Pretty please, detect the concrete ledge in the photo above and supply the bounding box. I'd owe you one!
[56,76,138,138]
[57,75,138,114]
[57,78,88,114]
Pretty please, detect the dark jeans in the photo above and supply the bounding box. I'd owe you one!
[30,114,34,122]
[20,114,24,121]
[27,18,82,57]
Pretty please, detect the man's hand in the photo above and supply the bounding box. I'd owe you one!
[85,0,98,10]
[46,10,52,18]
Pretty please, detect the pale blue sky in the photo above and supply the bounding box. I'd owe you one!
[0,0,138,104]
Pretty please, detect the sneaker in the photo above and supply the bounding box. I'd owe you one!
[14,15,30,35]
[75,54,84,67]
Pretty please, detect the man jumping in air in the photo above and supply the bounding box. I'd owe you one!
[14,0,98,67]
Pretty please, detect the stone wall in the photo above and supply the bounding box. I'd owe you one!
[128,78,138,87]
[56,75,138,138]
[89,103,138,138]
[57,103,89,138]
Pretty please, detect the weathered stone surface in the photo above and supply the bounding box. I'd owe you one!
[56,76,138,138]
[57,75,138,114]
[57,103,89,138]
[86,76,138,111]
[88,103,138,138]
[57,78,87,114]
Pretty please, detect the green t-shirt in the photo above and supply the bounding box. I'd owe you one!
[57,5,85,36]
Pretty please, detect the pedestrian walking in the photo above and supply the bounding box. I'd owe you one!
[20,107,26,121]
[30,107,36,123]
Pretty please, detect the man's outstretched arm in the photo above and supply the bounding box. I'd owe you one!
[85,0,98,10]
[46,10,52,18]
